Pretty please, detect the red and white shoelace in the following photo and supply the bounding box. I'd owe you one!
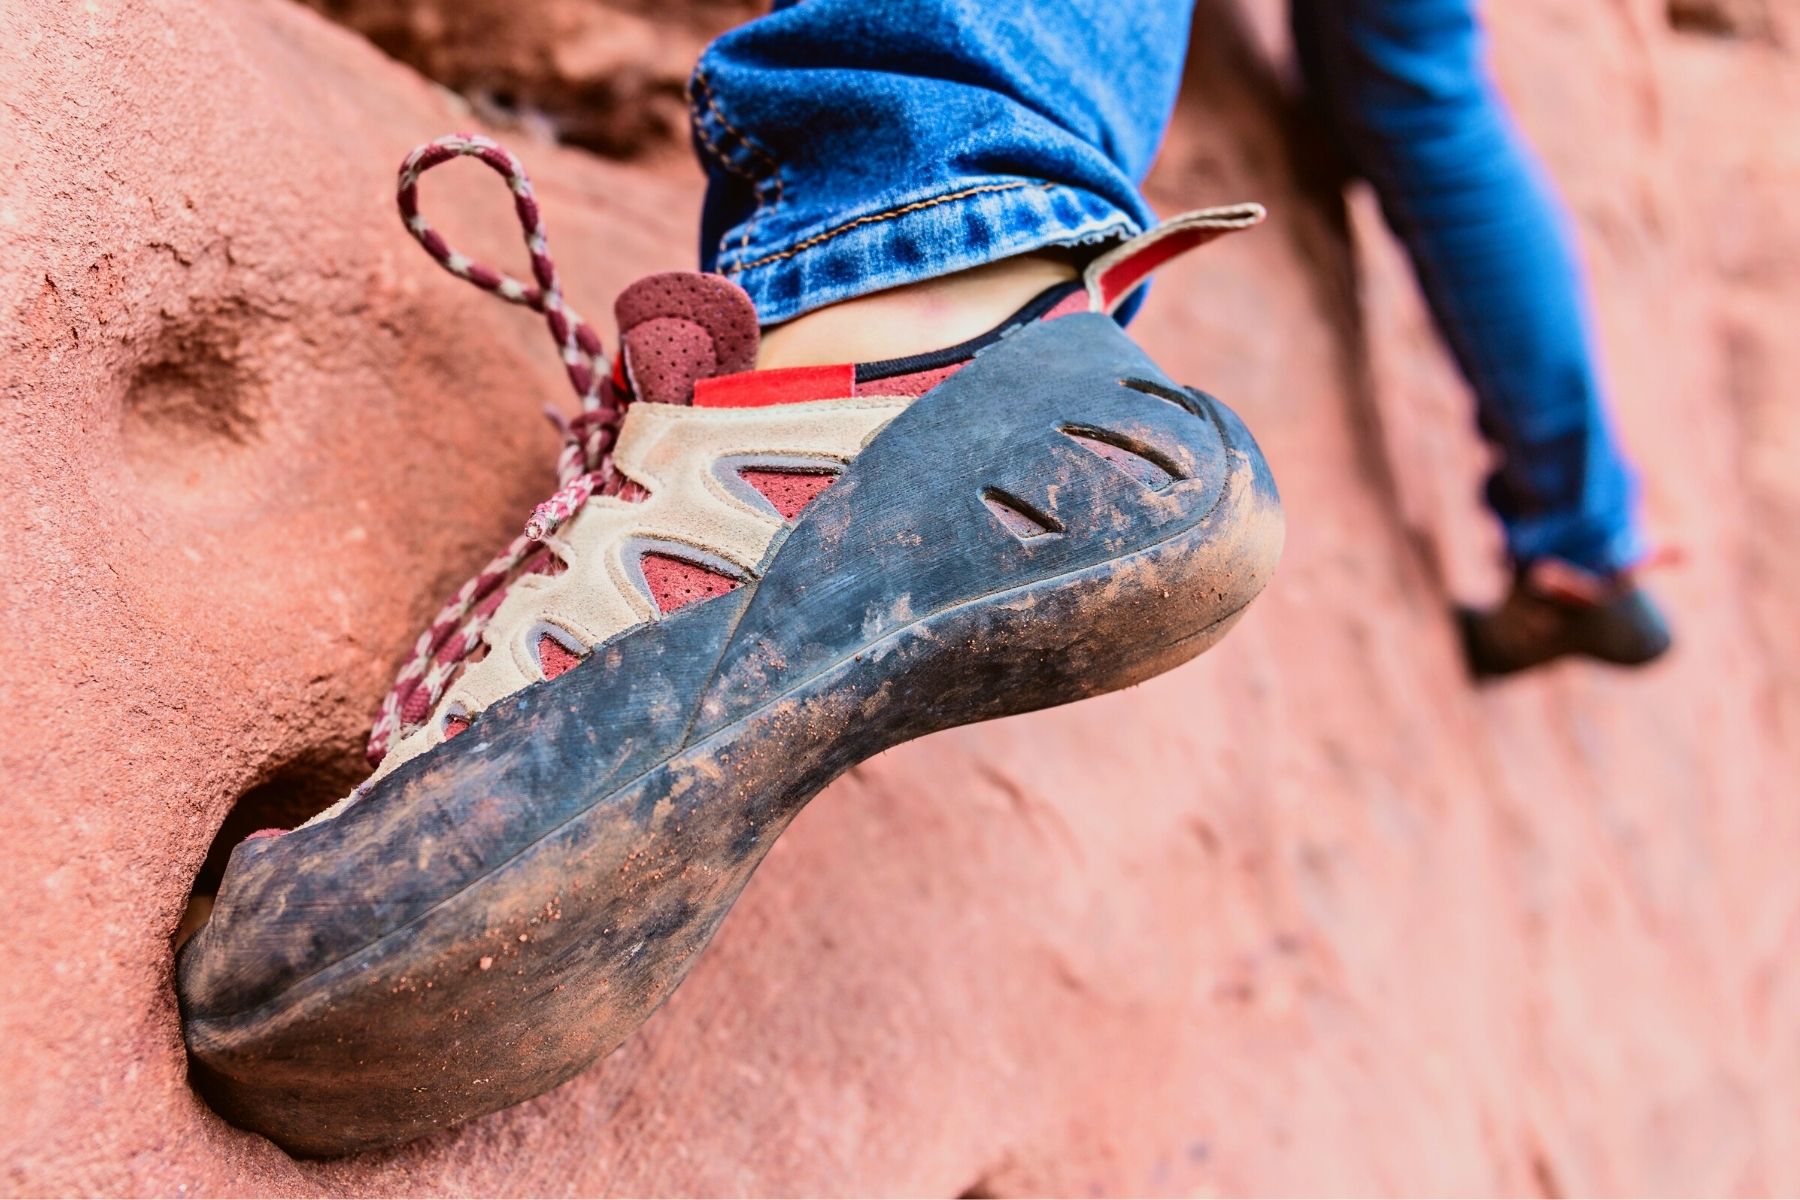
[366,134,619,767]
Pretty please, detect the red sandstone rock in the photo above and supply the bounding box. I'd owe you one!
[294,0,759,159]
[1,0,1797,1193]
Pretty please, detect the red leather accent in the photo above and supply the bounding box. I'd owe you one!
[622,317,717,407]
[442,714,472,740]
[614,272,759,377]
[641,552,741,612]
[739,468,838,520]
[610,478,650,503]
[1042,289,1091,320]
[538,634,583,681]
[1099,231,1199,310]
[693,363,857,408]
[870,361,964,397]
[613,272,762,405]
[1097,227,1234,311]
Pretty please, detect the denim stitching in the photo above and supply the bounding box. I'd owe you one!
[689,68,784,272]
[723,180,1050,275]
[686,77,761,266]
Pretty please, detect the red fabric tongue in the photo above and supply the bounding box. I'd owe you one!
[615,272,760,406]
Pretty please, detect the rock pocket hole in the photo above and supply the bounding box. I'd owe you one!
[174,749,368,951]
[1666,0,1774,38]
[122,315,265,491]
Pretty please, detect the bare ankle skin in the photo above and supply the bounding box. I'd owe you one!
[755,253,1079,370]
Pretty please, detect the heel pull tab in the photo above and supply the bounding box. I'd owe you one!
[1083,204,1266,316]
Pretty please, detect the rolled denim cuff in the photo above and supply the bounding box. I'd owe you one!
[1507,508,1650,576]
[715,178,1140,325]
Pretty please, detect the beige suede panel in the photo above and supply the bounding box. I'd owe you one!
[361,393,913,787]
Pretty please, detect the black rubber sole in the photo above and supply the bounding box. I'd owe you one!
[176,313,1284,1156]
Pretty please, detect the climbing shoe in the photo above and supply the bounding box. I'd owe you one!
[1459,558,1673,679]
[176,134,1284,1155]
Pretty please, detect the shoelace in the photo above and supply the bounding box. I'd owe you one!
[367,134,620,767]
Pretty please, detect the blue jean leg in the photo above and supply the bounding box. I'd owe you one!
[1293,0,1647,574]
[689,0,1194,326]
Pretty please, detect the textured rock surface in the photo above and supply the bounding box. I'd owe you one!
[1,0,1796,1194]
[294,0,759,159]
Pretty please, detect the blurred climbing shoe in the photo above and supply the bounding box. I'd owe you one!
[176,134,1283,1156]
[1459,558,1673,679]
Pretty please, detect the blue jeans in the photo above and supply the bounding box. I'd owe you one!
[692,0,1647,574]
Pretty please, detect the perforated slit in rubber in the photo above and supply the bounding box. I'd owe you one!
[1120,375,1204,416]
[981,488,1062,540]
[1060,424,1183,491]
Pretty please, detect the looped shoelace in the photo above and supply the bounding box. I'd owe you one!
[366,133,620,767]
